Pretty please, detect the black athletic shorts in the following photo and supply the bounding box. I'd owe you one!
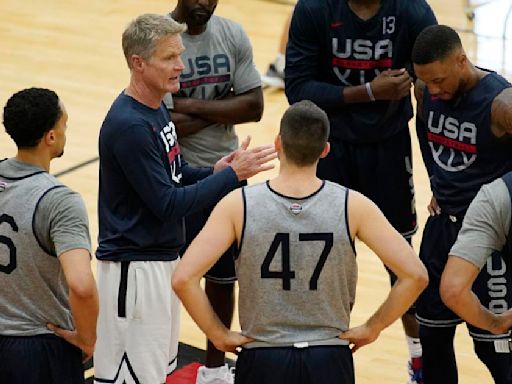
[235,345,354,384]
[317,128,417,239]
[0,334,84,384]
[182,181,246,283]
[416,213,512,341]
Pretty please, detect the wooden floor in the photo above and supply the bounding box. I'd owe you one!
[1,0,510,382]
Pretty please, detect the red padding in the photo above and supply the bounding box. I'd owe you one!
[167,362,203,384]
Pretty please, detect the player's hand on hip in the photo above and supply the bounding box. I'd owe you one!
[47,323,94,363]
[214,331,253,354]
[370,68,412,101]
[339,324,380,353]
[230,143,277,181]
[491,310,512,335]
[427,195,441,216]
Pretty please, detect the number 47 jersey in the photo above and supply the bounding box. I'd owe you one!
[236,181,357,346]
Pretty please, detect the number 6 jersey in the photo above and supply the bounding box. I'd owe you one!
[0,158,91,336]
[236,180,356,346]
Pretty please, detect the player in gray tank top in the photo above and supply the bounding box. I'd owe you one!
[0,88,98,384]
[173,100,428,383]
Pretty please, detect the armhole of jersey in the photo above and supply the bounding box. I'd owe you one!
[344,188,356,256]
[235,186,248,260]
[32,185,66,257]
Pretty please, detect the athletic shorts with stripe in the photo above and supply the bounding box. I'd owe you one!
[94,260,180,384]
[416,213,512,341]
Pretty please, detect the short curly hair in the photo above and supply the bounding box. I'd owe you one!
[412,25,462,65]
[3,87,62,148]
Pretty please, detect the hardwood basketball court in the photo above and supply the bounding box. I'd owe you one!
[0,1,510,382]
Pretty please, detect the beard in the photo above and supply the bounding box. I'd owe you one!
[447,77,466,108]
[187,6,215,27]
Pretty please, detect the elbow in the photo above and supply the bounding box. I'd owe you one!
[171,271,187,297]
[285,86,300,104]
[68,276,97,301]
[252,103,263,122]
[408,261,429,292]
[247,98,263,122]
[440,277,463,310]
[414,265,429,292]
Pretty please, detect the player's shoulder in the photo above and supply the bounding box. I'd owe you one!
[210,15,245,36]
[399,0,434,15]
[494,86,512,104]
[40,184,84,211]
[102,95,159,138]
[324,180,348,195]
[296,0,327,16]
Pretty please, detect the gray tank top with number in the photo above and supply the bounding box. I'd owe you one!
[0,171,73,336]
[236,180,357,346]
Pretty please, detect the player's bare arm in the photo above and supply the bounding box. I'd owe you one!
[172,190,252,352]
[414,78,441,215]
[441,255,512,335]
[414,78,425,121]
[491,88,512,138]
[48,248,99,362]
[340,191,428,351]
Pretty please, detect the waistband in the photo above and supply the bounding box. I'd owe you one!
[243,338,349,349]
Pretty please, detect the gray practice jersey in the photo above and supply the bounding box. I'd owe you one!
[0,159,91,336]
[236,181,357,346]
[451,178,511,269]
[165,15,261,167]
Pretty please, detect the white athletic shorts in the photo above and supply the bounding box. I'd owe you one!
[94,259,180,384]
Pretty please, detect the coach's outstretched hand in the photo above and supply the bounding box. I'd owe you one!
[214,135,277,180]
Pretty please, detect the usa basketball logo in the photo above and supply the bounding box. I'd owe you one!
[427,111,477,172]
[289,203,302,215]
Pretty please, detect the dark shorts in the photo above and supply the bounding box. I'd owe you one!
[235,346,354,384]
[183,181,247,283]
[318,128,417,238]
[417,214,512,341]
[0,334,84,384]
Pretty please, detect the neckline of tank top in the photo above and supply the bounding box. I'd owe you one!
[265,180,326,201]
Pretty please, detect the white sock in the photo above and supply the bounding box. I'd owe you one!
[274,53,285,74]
[406,336,422,359]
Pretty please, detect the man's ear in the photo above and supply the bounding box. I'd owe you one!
[131,55,144,72]
[320,142,330,159]
[43,129,56,146]
[274,134,282,151]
